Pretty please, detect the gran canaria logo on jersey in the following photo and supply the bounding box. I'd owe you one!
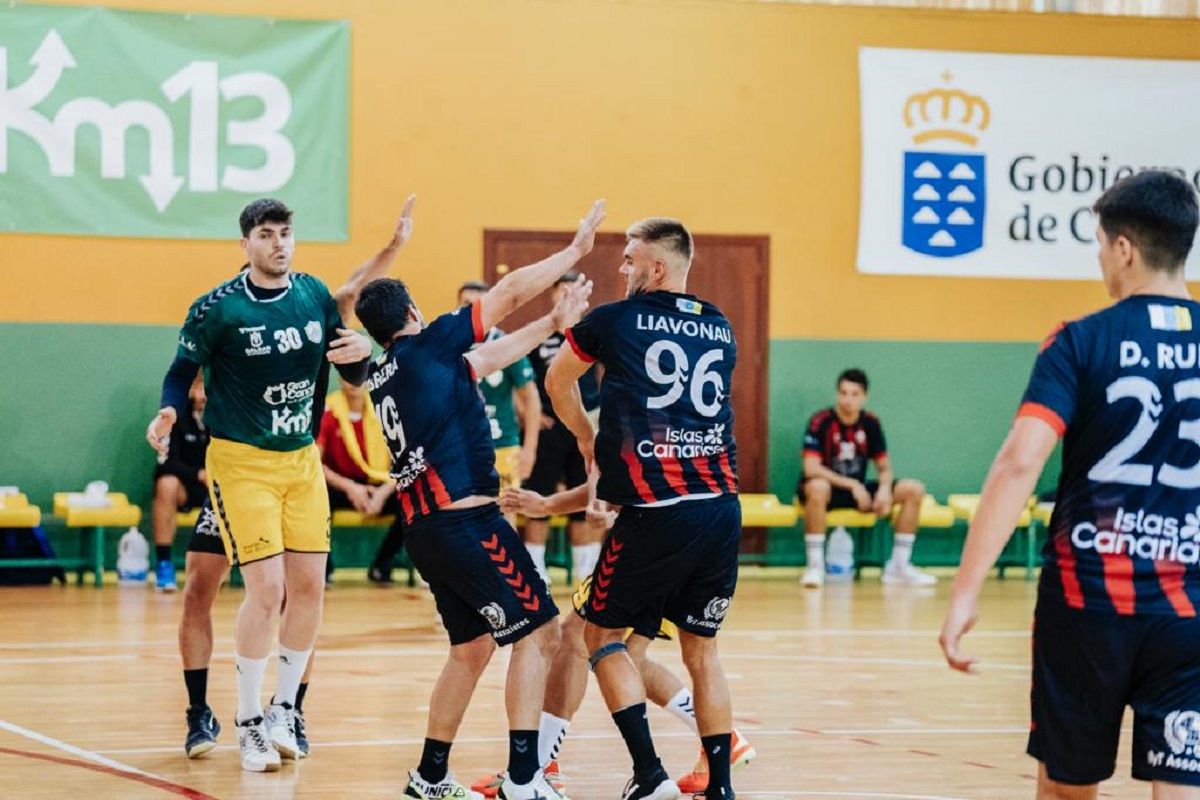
[901,79,988,258]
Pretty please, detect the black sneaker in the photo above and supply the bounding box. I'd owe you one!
[622,767,680,800]
[368,565,394,585]
[185,704,221,758]
[294,707,310,758]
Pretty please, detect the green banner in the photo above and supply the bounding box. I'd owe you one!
[0,4,348,240]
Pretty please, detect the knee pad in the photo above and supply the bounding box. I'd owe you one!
[588,641,628,672]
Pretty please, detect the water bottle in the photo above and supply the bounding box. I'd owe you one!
[116,527,150,584]
[825,526,855,581]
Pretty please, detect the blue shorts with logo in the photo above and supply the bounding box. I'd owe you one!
[1029,592,1200,785]
[580,494,741,639]
[404,504,557,646]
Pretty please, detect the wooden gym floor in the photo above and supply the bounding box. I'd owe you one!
[0,571,1146,799]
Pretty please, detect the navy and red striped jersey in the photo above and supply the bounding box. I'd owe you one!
[802,408,887,484]
[364,300,494,523]
[1021,294,1200,617]
[566,291,738,507]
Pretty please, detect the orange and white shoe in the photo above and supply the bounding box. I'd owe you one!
[472,761,566,798]
[675,729,757,793]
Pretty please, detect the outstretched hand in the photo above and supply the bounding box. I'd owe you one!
[550,275,593,331]
[393,194,417,248]
[570,199,606,256]
[499,487,550,518]
[145,407,177,459]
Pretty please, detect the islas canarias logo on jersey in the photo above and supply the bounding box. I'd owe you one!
[901,77,989,258]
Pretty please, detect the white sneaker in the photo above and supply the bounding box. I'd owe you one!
[801,566,825,588]
[404,768,482,799]
[237,715,282,772]
[882,561,937,586]
[264,701,299,760]
[500,769,568,799]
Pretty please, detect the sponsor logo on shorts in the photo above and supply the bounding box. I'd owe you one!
[704,596,730,621]
[196,507,220,537]
[1072,506,1200,566]
[637,424,727,460]
[491,618,531,640]
[1148,709,1200,772]
[480,602,507,631]
[305,320,323,344]
[239,325,271,356]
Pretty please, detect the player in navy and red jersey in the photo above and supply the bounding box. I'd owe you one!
[941,171,1200,798]
[353,199,604,800]
[547,217,740,800]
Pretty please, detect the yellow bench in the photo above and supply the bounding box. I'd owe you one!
[53,492,143,587]
[739,494,799,528]
[0,493,41,528]
[946,493,1042,579]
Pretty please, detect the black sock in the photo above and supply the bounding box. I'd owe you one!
[417,738,452,784]
[295,682,308,712]
[507,729,539,785]
[183,668,208,708]
[156,545,172,563]
[612,703,662,778]
[701,733,734,799]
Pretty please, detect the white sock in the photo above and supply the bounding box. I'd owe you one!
[527,544,549,586]
[582,543,602,577]
[805,534,826,571]
[538,711,570,767]
[273,645,312,707]
[662,687,699,734]
[235,654,269,723]
[891,533,916,567]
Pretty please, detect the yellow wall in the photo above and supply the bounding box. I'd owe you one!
[7,0,1200,340]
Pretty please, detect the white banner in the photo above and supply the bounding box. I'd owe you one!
[857,47,1200,280]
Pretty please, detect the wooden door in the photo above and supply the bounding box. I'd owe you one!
[483,231,770,492]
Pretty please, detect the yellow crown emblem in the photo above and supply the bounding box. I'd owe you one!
[904,83,990,147]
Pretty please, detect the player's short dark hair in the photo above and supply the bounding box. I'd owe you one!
[555,271,580,286]
[356,278,414,346]
[837,368,869,392]
[1093,170,1199,272]
[239,198,293,237]
[626,218,693,264]
[459,280,489,294]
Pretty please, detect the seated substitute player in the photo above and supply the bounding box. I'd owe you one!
[151,372,210,592]
[457,280,542,501]
[524,273,605,585]
[354,199,605,800]
[151,197,413,771]
[940,170,1200,799]
[547,217,742,800]
[798,368,934,588]
[470,484,756,799]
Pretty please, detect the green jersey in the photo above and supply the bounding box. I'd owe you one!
[477,328,535,448]
[176,271,344,452]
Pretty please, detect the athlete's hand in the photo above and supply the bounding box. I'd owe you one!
[392,194,417,248]
[850,482,873,512]
[346,482,373,513]
[569,199,606,257]
[550,274,593,331]
[327,329,372,364]
[540,414,556,431]
[518,445,536,480]
[587,498,616,529]
[500,487,549,518]
[939,593,981,674]
[146,408,177,458]
[872,488,893,517]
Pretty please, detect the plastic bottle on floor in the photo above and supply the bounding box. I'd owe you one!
[825,526,855,582]
[116,527,149,584]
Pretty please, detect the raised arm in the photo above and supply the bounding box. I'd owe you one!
[333,194,417,320]
[467,277,593,379]
[477,200,605,332]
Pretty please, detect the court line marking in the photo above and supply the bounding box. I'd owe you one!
[91,726,1028,756]
[0,718,156,776]
[0,654,138,665]
[746,794,967,799]
[0,746,217,800]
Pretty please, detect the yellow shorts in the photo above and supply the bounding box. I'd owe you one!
[572,576,677,640]
[205,437,330,565]
[494,446,522,492]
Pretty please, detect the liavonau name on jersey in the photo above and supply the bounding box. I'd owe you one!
[637,424,727,459]
[635,314,731,344]
[1120,341,1200,371]
[1072,505,1200,564]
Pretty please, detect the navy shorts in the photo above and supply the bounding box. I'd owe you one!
[581,494,741,639]
[186,498,230,559]
[1029,593,1200,786]
[405,504,558,646]
[798,479,892,511]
